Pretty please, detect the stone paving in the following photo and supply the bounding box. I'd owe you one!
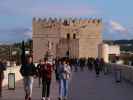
[1,68,133,100]
[1,73,58,100]
[71,69,133,100]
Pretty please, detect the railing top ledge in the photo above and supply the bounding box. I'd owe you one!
[108,63,133,70]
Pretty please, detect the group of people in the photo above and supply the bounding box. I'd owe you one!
[62,57,106,77]
[0,56,106,100]
[20,56,71,100]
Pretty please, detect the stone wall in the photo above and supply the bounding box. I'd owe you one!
[3,66,22,87]
[32,17,103,62]
[106,63,133,83]
[56,39,79,58]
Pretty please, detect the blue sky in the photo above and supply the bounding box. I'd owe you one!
[0,0,133,43]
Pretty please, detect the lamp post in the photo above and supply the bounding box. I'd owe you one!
[21,41,26,66]
[66,34,70,59]
[8,45,12,67]
[8,44,16,90]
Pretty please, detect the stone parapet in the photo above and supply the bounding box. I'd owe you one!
[3,66,22,87]
[106,63,133,83]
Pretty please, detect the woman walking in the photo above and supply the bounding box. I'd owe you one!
[58,59,71,100]
[40,58,52,100]
[20,56,37,100]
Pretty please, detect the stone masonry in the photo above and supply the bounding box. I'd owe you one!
[32,17,103,62]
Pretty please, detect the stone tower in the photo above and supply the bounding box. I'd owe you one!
[32,17,103,62]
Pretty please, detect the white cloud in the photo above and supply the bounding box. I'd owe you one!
[0,27,32,42]
[23,27,32,38]
[103,20,132,40]
[109,20,128,33]
[103,20,129,35]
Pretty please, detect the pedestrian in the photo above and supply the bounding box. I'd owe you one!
[87,57,91,70]
[40,58,52,100]
[74,58,78,72]
[20,56,37,100]
[79,58,84,71]
[94,58,100,77]
[37,59,43,88]
[55,59,62,82]
[100,58,106,74]
[0,59,6,97]
[58,60,71,100]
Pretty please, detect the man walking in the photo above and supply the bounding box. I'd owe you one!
[20,56,37,100]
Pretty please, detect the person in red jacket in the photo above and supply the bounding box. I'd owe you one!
[40,58,52,100]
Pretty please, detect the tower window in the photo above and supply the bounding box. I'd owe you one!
[67,33,70,39]
[73,34,76,39]
[63,20,69,26]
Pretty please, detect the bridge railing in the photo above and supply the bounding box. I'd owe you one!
[3,66,22,87]
[106,63,133,83]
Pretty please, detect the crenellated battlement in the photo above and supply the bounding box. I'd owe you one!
[32,17,102,26]
[32,17,103,61]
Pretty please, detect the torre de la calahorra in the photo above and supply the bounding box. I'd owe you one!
[32,17,103,62]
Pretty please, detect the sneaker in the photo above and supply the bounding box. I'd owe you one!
[58,97,62,100]
[41,97,45,100]
[25,94,28,100]
[0,95,1,98]
[46,97,50,100]
[29,97,31,100]
[63,96,67,100]
[0,93,2,98]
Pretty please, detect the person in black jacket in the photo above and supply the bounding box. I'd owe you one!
[20,56,36,100]
[0,59,6,97]
[94,58,100,77]
[36,59,42,88]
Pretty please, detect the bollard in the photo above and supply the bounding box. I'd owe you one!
[8,73,15,90]
[104,65,108,75]
[115,68,121,83]
[8,65,15,90]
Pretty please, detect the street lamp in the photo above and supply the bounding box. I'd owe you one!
[66,33,70,58]
[8,45,16,90]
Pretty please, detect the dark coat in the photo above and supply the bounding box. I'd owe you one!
[36,64,41,77]
[0,62,6,79]
[20,63,36,77]
[40,63,52,80]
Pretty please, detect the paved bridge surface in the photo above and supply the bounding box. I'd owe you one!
[1,69,133,100]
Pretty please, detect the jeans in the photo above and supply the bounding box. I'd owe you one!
[38,77,41,87]
[23,76,34,97]
[42,79,51,98]
[59,79,69,98]
[0,78,3,96]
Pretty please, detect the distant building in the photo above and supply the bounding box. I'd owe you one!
[32,17,103,62]
[98,43,120,62]
[108,45,120,56]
